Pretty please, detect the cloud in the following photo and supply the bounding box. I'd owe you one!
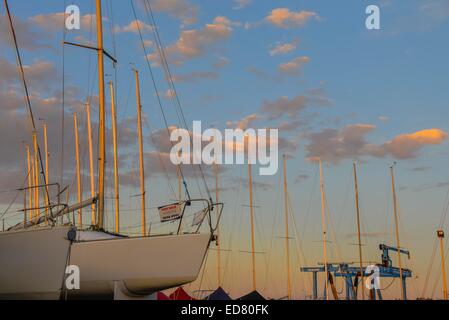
[0,15,53,51]
[419,0,449,22]
[261,95,308,120]
[383,128,449,159]
[294,174,309,184]
[172,71,219,83]
[278,120,302,132]
[147,16,236,65]
[164,88,176,99]
[278,56,310,75]
[266,8,319,29]
[230,177,273,191]
[233,0,252,10]
[269,39,299,56]
[226,113,260,130]
[148,0,198,25]
[116,19,154,33]
[413,182,449,192]
[213,56,230,69]
[29,12,98,31]
[410,166,432,172]
[305,125,449,163]
[0,58,57,94]
[305,124,378,163]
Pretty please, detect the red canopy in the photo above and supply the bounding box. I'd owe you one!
[156,292,169,300]
[169,287,196,300]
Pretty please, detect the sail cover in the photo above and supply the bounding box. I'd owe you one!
[237,290,266,300]
[156,291,169,300]
[204,287,232,300]
[169,287,196,300]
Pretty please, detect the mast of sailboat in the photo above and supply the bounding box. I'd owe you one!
[135,69,146,237]
[319,159,329,300]
[353,162,364,300]
[215,161,222,287]
[390,165,405,300]
[283,155,292,300]
[43,122,49,225]
[26,145,32,221]
[74,112,82,227]
[32,132,39,222]
[95,0,106,230]
[109,81,120,234]
[437,230,448,300]
[248,162,257,292]
[86,102,96,225]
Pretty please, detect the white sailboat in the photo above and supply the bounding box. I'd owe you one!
[0,0,220,300]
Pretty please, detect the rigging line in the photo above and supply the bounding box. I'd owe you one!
[129,0,193,199]
[262,174,281,292]
[139,11,209,204]
[141,115,177,198]
[197,246,210,294]
[396,205,419,298]
[423,186,449,297]
[287,195,312,295]
[300,166,318,239]
[60,0,68,188]
[335,165,352,234]
[85,0,94,101]
[4,0,53,220]
[324,194,344,263]
[0,167,31,221]
[142,1,184,133]
[430,241,449,299]
[221,170,243,286]
[143,0,213,203]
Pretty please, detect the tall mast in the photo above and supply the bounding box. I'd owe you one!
[23,145,27,225]
[74,112,82,227]
[353,162,364,300]
[390,165,404,300]
[26,145,32,221]
[86,102,96,225]
[248,162,256,291]
[109,81,120,234]
[95,0,106,229]
[33,132,39,222]
[43,122,49,225]
[319,159,329,300]
[215,161,222,287]
[283,155,292,300]
[135,69,146,236]
[178,166,182,201]
[437,230,448,300]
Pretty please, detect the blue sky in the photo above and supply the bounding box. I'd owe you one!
[1,0,449,299]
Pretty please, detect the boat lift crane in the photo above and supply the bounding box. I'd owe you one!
[301,244,412,300]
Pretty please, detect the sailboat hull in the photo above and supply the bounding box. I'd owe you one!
[68,232,211,298]
[0,226,73,300]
